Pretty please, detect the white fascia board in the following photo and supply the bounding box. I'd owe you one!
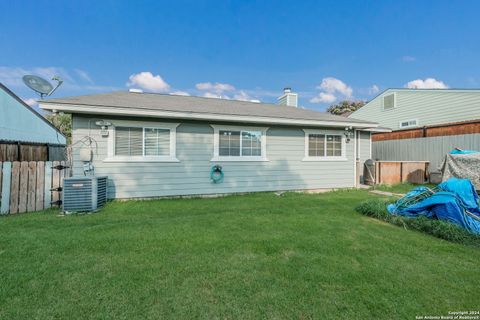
[39,103,378,129]
[360,127,392,133]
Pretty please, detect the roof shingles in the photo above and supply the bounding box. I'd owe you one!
[41,91,376,126]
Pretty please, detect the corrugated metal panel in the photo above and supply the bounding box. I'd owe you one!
[373,134,480,171]
[0,85,67,144]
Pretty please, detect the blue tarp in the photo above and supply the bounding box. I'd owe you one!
[449,149,479,155]
[387,178,480,234]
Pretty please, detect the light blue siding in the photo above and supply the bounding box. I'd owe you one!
[0,87,66,144]
[350,89,480,130]
[72,115,356,198]
[358,131,371,164]
[356,130,371,183]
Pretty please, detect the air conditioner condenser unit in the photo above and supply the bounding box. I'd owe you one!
[62,176,108,213]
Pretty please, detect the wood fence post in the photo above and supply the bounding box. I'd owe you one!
[9,162,20,214]
[36,161,45,211]
[44,161,52,209]
[18,162,29,213]
[27,161,37,212]
[1,162,11,214]
[51,161,60,206]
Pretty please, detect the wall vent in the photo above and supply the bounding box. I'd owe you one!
[383,93,395,110]
[63,176,108,213]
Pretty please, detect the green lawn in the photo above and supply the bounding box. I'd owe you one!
[0,189,478,319]
[372,182,437,194]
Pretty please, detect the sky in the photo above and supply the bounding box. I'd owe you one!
[1,0,480,111]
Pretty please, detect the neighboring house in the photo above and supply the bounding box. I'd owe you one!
[39,89,379,199]
[0,83,66,161]
[349,88,480,170]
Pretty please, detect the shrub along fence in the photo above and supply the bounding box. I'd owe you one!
[0,161,70,215]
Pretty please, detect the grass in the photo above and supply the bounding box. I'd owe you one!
[372,182,437,194]
[1,189,479,319]
[356,198,480,247]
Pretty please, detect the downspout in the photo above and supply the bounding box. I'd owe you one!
[353,129,357,188]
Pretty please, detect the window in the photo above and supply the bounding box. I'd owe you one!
[219,130,240,156]
[115,127,143,156]
[144,128,170,156]
[303,129,346,161]
[211,125,268,161]
[106,122,179,162]
[399,119,418,129]
[218,130,262,157]
[326,135,342,156]
[308,134,325,157]
[383,93,395,110]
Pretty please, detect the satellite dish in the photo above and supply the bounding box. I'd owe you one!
[22,75,63,98]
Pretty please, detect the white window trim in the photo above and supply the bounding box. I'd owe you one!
[302,129,347,162]
[105,120,180,162]
[399,119,419,129]
[382,92,396,111]
[210,124,269,162]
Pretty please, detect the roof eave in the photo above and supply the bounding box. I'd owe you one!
[39,102,378,129]
[361,127,392,133]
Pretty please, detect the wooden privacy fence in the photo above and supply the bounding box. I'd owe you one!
[374,161,429,185]
[0,142,66,162]
[0,161,70,215]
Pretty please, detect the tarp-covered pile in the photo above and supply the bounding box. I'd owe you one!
[439,151,480,190]
[387,178,480,234]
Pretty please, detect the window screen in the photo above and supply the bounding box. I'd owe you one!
[326,135,342,156]
[219,130,262,157]
[115,127,143,156]
[241,131,262,156]
[308,134,325,157]
[144,128,170,156]
[219,130,241,156]
[308,134,342,157]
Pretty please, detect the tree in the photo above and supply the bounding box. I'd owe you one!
[326,100,366,117]
[45,113,72,144]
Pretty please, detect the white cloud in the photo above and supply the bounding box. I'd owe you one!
[402,56,416,62]
[126,71,170,92]
[74,68,94,84]
[169,91,190,96]
[317,77,353,97]
[233,90,253,101]
[310,77,353,104]
[195,82,235,93]
[0,66,73,87]
[23,98,37,106]
[0,66,120,94]
[202,92,230,99]
[405,78,449,89]
[368,85,380,95]
[195,81,262,102]
[310,92,337,103]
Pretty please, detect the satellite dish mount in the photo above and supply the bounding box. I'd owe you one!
[22,75,63,98]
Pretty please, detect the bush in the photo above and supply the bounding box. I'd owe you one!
[356,199,480,248]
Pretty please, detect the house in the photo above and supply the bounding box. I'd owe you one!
[349,88,480,170]
[39,88,379,199]
[0,83,66,161]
